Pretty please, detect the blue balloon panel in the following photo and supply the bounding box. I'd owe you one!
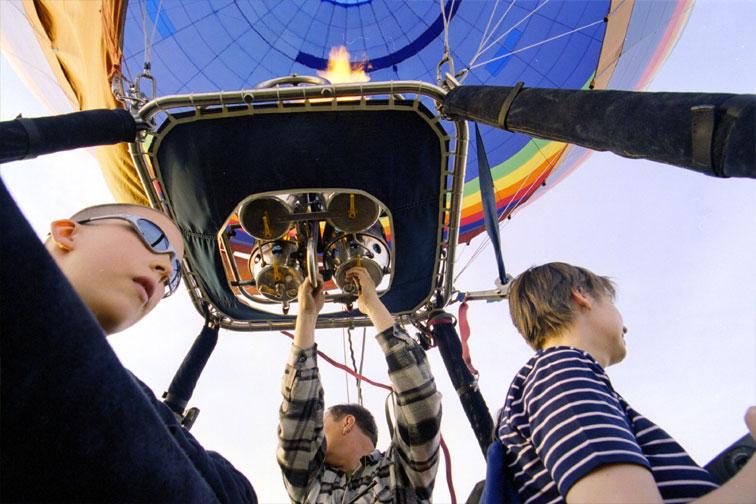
[122,0,609,176]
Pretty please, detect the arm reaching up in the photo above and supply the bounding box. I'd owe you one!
[277,277,326,503]
[293,276,325,350]
[346,267,443,500]
[346,266,393,333]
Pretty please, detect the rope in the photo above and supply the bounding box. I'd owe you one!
[453,0,631,271]
[455,128,562,284]
[439,0,452,55]
[440,436,458,504]
[282,331,392,391]
[147,0,165,63]
[480,0,515,51]
[453,238,489,281]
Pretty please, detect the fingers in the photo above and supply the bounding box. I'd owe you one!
[313,276,326,304]
[345,266,375,290]
[297,277,311,302]
[746,406,756,440]
[300,275,324,292]
[298,275,325,307]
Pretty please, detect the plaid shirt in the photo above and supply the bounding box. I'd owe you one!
[277,325,442,503]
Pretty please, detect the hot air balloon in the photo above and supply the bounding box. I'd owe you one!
[3,0,754,502]
[6,0,697,231]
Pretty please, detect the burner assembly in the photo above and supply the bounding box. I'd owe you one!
[218,190,393,314]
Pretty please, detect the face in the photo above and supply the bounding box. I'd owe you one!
[54,208,184,334]
[323,411,345,465]
[589,294,628,366]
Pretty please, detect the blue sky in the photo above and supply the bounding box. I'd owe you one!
[1,1,754,502]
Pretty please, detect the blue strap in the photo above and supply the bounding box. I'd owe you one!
[475,123,508,285]
[481,439,522,504]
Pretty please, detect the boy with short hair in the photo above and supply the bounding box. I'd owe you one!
[45,203,185,333]
[1,182,256,502]
[497,262,755,503]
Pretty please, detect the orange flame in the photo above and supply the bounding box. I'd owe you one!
[317,46,370,84]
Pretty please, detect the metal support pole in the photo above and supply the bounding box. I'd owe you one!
[163,318,220,428]
[430,312,494,456]
[444,86,756,179]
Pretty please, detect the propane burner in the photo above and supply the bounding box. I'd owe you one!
[218,190,394,314]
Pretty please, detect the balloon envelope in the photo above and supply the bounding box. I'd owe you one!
[6,0,693,242]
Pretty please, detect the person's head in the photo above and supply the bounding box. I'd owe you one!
[45,203,184,335]
[323,403,378,470]
[508,263,625,363]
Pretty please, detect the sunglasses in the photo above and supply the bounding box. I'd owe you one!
[77,214,182,297]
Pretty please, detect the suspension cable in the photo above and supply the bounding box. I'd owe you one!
[342,328,351,402]
[454,136,561,283]
[147,0,165,65]
[346,326,364,405]
[470,17,607,70]
[358,327,367,403]
[473,0,503,60]
[436,0,457,85]
[465,0,515,74]
[479,0,552,59]
[141,0,148,69]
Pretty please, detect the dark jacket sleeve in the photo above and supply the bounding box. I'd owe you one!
[137,378,258,504]
[0,179,243,503]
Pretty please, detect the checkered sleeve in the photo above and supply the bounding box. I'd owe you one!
[276,344,325,504]
[377,325,442,500]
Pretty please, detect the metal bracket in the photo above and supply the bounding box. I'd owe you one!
[255,74,330,89]
[458,274,513,302]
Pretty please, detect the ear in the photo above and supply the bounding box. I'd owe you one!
[49,219,79,251]
[571,287,592,310]
[342,414,356,434]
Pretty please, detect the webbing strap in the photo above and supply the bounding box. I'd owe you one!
[15,117,41,159]
[458,301,479,377]
[691,105,715,170]
[496,81,524,128]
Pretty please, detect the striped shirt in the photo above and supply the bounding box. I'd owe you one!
[277,325,442,503]
[498,347,718,504]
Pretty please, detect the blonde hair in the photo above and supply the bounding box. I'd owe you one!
[69,203,164,221]
[508,262,616,350]
[45,203,170,247]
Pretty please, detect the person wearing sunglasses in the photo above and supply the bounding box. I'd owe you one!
[1,195,257,503]
[47,204,184,334]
